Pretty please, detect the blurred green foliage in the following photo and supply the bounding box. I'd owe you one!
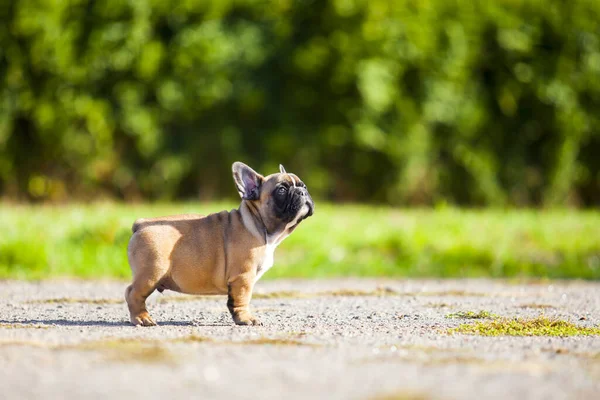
[1,203,599,279]
[1,0,600,205]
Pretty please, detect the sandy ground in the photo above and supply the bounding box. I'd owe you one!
[1,278,599,400]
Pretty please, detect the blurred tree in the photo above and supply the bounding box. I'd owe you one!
[0,0,599,206]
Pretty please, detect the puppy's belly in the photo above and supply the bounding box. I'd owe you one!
[157,275,225,295]
[169,266,228,295]
[168,250,229,295]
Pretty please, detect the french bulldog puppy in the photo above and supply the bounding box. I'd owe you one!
[125,162,314,326]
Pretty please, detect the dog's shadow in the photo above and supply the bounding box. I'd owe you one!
[0,319,230,327]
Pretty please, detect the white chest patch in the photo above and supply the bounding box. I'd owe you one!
[255,243,277,283]
[253,203,310,283]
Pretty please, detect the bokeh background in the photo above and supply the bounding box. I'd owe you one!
[2,0,600,206]
[1,0,599,280]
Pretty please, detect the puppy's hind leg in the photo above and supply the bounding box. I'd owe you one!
[125,274,162,327]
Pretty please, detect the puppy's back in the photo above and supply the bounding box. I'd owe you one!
[132,214,205,233]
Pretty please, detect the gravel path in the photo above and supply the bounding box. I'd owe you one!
[1,278,599,400]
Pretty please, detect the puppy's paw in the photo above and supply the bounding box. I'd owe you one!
[234,315,262,326]
[131,312,157,327]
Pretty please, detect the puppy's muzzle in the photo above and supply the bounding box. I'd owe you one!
[305,200,314,217]
[297,187,314,217]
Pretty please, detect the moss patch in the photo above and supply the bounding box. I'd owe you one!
[449,316,600,337]
[446,310,498,319]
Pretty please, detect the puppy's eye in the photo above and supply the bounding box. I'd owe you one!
[277,187,287,195]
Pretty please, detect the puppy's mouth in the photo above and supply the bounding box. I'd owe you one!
[289,202,313,231]
[306,201,314,217]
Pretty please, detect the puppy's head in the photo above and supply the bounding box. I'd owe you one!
[232,162,314,237]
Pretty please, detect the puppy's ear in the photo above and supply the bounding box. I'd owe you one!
[279,164,287,174]
[232,162,264,200]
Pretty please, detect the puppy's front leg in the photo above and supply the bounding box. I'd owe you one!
[227,272,261,326]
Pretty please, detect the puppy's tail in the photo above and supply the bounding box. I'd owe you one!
[131,219,146,233]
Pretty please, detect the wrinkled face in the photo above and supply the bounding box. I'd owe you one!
[232,162,314,237]
[263,172,314,226]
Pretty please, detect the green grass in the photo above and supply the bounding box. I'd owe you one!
[445,310,498,319]
[0,202,599,280]
[449,316,600,337]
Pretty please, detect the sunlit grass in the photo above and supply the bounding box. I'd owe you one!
[445,310,498,319]
[449,316,600,336]
[0,202,599,280]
